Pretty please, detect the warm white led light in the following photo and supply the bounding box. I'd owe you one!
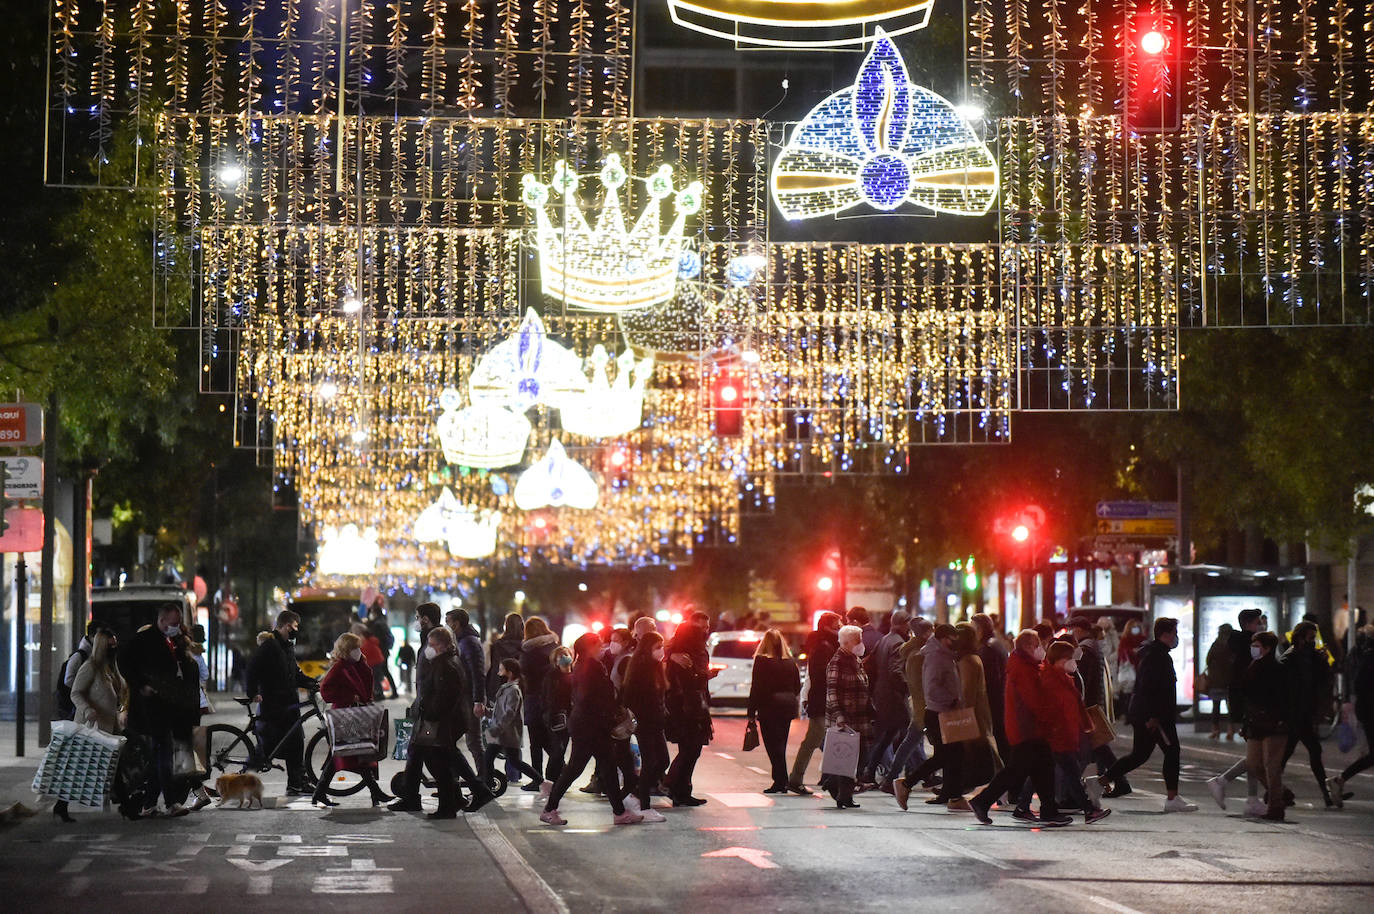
[317,523,380,576]
[514,439,600,511]
[218,162,244,185]
[666,0,934,49]
[435,388,533,469]
[771,29,999,220]
[558,345,654,439]
[341,296,364,314]
[523,155,704,313]
[468,308,588,412]
[414,488,502,559]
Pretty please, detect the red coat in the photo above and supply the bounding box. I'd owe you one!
[1003,649,1050,746]
[320,658,377,773]
[359,635,385,668]
[1040,666,1090,754]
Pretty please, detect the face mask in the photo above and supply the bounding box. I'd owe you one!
[652,648,666,662]
[348,648,362,662]
[1032,646,1047,662]
[163,624,182,639]
[286,628,298,642]
[1250,645,1263,660]
[424,645,438,661]
[853,642,867,657]
[557,656,573,669]
[1063,660,1079,674]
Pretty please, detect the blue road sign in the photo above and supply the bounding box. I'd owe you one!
[1096,501,1178,519]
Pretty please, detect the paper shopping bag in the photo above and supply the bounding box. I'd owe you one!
[820,726,861,779]
[938,707,981,744]
[1086,704,1117,748]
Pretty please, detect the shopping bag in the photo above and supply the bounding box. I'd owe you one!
[393,718,414,761]
[938,707,981,744]
[32,720,126,808]
[820,726,861,779]
[1086,704,1117,748]
[742,719,760,752]
[1336,720,1357,754]
[172,737,207,780]
[325,705,390,759]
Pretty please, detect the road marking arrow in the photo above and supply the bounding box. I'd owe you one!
[701,847,778,869]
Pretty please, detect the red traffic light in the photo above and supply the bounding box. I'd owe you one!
[718,383,740,404]
[711,367,747,437]
[608,447,628,467]
[816,575,834,592]
[1123,11,1183,133]
[1138,29,1166,55]
[1011,524,1031,543]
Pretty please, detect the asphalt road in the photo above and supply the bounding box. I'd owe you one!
[3,702,1373,914]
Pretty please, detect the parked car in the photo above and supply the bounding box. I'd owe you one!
[90,584,197,641]
[706,629,763,708]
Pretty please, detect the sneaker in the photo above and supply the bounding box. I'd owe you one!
[1206,775,1227,810]
[166,803,191,818]
[285,785,312,797]
[1083,777,1103,807]
[1325,777,1345,809]
[388,798,423,812]
[969,797,993,825]
[1040,814,1074,827]
[1164,795,1198,813]
[623,795,642,813]
[1085,807,1112,825]
[539,809,567,826]
[1243,797,1267,817]
[946,798,972,812]
[1101,781,1132,799]
[894,777,911,811]
[539,781,552,798]
[1012,808,1040,823]
[639,809,668,823]
[613,811,644,825]
[188,792,212,812]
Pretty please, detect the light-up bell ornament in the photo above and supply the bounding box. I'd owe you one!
[514,439,600,511]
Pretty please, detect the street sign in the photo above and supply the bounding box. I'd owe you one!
[1092,535,1176,553]
[1095,500,1177,520]
[0,457,41,500]
[1095,518,1177,535]
[0,403,43,447]
[0,507,43,552]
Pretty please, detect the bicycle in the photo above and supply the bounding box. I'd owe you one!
[203,692,369,797]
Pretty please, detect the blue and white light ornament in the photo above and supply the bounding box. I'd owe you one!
[771,29,999,220]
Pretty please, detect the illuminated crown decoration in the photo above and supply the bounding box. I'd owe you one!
[771,30,999,220]
[435,389,533,469]
[514,439,600,511]
[666,0,934,49]
[468,308,589,412]
[558,345,655,438]
[620,254,765,358]
[414,488,503,559]
[317,523,380,576]
[522,155,704,313]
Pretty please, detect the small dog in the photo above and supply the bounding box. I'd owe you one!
[214,773,264,809]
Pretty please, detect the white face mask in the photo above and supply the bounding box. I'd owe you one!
[348,648,362,662]
[1031,646,1047,662]
[652,648,665,662]
[853,641,866,657]
[1063,660,1079,674]
[1250,645,1263,660]
[163,624,182,639]
[424,645,438,661]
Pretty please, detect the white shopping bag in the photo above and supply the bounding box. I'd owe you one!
[820,726,860,779]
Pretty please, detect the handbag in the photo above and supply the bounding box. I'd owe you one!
[409,719,442,748]
[611,707,638,741]
[325,705,391,759]
[1086,704,1117,748]
[32,721,126,808]
[1193,673,1209,696]
[820,726,861,778]
[938,707,981,744]
[742,718,760,752]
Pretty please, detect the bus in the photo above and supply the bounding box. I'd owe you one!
[287,588,364,679]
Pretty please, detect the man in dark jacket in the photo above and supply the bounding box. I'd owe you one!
[664,611,715,805]
[246,609,318,795]
[1097,617,1197,812]
[119,602,200,816]
[391,602,443,812]
[1228,608,1265,727]
[407,625,494,819]
[1069,615,1120,782]
[1280,621,1333,805]
[787,612,842,794]
[861,610,910,784]
[447,608,487,770]
[971,613,1009,758]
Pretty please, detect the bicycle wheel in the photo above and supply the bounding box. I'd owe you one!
[204,724,256,778]
[486,770,509,799]
[306,729,368,796]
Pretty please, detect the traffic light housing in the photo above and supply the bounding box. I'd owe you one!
[1123,9,1183,133]
[603,443,631,488]
[711,367,746,437]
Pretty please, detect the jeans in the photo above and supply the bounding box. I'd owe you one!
[975,739,1058,817]
[758,715,792,788]
[1247,734,1286,816]
[613,737,638,800]
[635,725,670,809]
[1053,751,1095,811]
[886,720,927,783]
[909,709,963,800]
[862,720,908,782]
[1103,719,1180,793]
[546,733,627,815]
[788,716,827,788]
[483,743,541,784]
[1282,717,1328,796]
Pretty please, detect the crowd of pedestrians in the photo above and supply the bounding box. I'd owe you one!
[45,597,1374,831]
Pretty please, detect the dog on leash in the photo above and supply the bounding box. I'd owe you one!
[214,773,264,809]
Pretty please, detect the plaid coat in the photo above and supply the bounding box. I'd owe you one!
[825,648,873,734]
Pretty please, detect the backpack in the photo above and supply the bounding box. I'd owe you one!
[54,647,89,720]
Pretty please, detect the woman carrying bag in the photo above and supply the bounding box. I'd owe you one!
[56,630,127,822]
[312,632,394,809]
[747,629,802,794]
[409,626,496,820]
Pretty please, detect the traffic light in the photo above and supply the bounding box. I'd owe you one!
[603,443,631,488]
[711,366,746,437]
[1123,9,1183,133]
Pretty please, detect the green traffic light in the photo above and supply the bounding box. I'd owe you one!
[964,572,978,591]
